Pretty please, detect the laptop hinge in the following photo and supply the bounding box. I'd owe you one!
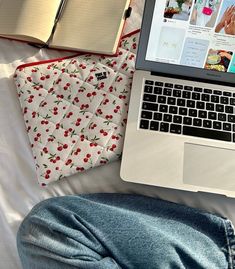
[150,71,235,87]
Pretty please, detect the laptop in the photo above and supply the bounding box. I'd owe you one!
[120,0,235,197]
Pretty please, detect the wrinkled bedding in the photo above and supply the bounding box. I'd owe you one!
[1,1,235,269]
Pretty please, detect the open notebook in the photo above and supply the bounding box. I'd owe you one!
[0,0,131,55]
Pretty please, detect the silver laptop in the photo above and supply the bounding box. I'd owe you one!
[121,0,235,197]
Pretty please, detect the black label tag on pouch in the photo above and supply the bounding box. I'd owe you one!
[95,72,107,81]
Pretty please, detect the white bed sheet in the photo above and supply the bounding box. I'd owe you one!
[1,1,235,268]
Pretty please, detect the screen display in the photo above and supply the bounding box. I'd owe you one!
[146,0,235,74]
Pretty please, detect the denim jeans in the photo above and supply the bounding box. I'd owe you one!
[17,194,235,269]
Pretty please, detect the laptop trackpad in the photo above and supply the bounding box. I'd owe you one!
[183,143,235,191]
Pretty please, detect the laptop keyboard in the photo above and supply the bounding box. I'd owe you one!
[139,79,235,142]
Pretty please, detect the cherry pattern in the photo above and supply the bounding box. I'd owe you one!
[14,32,139,186]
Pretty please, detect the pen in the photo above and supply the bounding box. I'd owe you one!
[55,0,68,24]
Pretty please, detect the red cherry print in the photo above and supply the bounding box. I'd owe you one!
[86,154,91,158]
[46,170,51,174]
[63,144,68,149]
[45,174,50,179]
[56,156,60,161]
[57,146,63,151]
[66,159,72,166]
[83,158,88,163]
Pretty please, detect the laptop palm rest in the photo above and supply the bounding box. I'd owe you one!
[183,143,235,191]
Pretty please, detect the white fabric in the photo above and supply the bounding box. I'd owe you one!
[1,1,235,269]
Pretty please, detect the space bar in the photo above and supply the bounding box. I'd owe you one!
[183,126,231,142]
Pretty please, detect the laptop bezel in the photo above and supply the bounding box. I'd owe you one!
[136,0,235,86]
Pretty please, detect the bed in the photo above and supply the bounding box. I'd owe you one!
[1,1,235,268]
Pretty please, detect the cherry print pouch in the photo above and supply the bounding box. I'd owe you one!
[13,30,140,186]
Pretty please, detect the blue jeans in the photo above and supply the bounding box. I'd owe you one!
[17,194,235,269]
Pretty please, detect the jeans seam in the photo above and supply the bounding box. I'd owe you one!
[223,219,235,269]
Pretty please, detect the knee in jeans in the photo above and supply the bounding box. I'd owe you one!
[17,197,61,249]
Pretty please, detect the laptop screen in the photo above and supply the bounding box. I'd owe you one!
[146,0,235,74]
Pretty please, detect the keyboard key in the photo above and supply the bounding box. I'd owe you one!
[179,107,187,115]
[154,112,162,121]
[164,88,172,96]
[213,121,222,130]
[144,85,153,93]
[154,87,162,95]
[228,115,235,123]
[158,96,167,104]
[230,98,235,106]
[150,121,159,131]
[173,89,181,97]
[145,80,154,85]
[223,91,232,97]
[141,111,152,119]
[211,95,219,103]
[177,99,186,107]
[165,83,173,88]
[206,103,215,111]
[167,97,176,105]
[193,118,202,127]
[196,101,205,109]
[143,94,157,102]
[159,105,168,113]
[173,115,182,124]
[140,120,149,129]
[221,97,229,104]
[142,102,158,111]
[175,84,183,89]
[223,123,231,131]
[233,124,235,132]
[184,86,193,91]
[208,112,217,120]
[218,113,226,121]
[187,100,195,108]
[225,106,234,114]
[163,114,172,122]
[203,120,212,128]
[170,124,182,134]
[233,134,235,143]
[183,117,192,125]
[169,106,178,114]
[201,94,210,102]
[182,91,191,99]
[198,110,207,118]
[183,126,231,142]
[160,122,169,132]
[192,92,200,100]
[194,87,203,92]
[216,104,224,112]
[189,109,197,117]
[204,88,212,94]
[155,81,164,87]
[214,90,222,95]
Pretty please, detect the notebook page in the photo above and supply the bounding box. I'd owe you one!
[0,0,61,42]
[51,0,130,54]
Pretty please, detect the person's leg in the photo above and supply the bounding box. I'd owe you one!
[17,194,234,269]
